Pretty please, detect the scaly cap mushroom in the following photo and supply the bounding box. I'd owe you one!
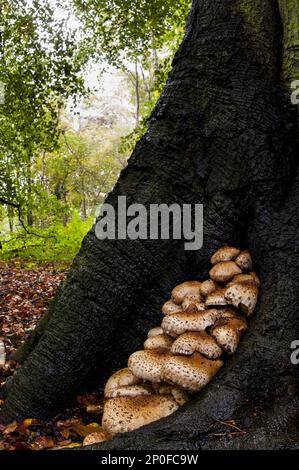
[144,334,173,351]
[105,384,154,399]
[104,368,141,397]
[83,430,112,446]
[199,279,219,297]
[209,261,242,283]
[211,317,247,354]
[171,281,201,305]
[102,395,179,435]
[182,294,206,313]
[171,331,222,359]
[235,250,252,271]
[162,353,223,393]
[227,272,260,287]
[147,326,164,338]
[225,281,258,316]
[162,300,183,316]
[157,384,189,406]
[211,246,240,265]
[128,350,169,382]
[205,288,228,307]
[161,308,236,337]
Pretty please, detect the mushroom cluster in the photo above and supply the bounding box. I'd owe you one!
[87,246,260,444]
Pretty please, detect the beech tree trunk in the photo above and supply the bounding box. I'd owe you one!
[1,0,299,449]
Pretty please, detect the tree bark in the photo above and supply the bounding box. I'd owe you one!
[1,0,299,450]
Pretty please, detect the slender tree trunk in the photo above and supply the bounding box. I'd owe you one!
[134,60,140,126]
[0,0,298,450]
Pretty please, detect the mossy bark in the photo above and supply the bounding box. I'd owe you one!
[1,0,298,449]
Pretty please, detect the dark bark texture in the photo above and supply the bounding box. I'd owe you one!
[1,0,299,449]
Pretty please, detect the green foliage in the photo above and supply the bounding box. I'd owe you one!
[1,212,93,264]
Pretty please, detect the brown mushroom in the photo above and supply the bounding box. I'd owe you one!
[102,395,179,434]
[182,294,206,312]
[199,279,219,297]
[162,352,223,392]
[227,272,260,287]
[209,261,242,283]
[211,317,247,354]
[171,331,222,359]
[161,308,236,337]
[147,326,164,338]
[211,246,241,265]
[171,281,201,304]
[157,384,189,406]
[235,250,252,271]
[205,288,228,307]
[162,299,183,316]
[104,368,141,397]
[128,350,169,382]
[225,281,258,316]
[83,430,112,446]
[144,334,173,351]
[105,384,154,398]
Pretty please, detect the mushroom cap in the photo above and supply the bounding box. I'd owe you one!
[83,430,112,446]
[227,272,260,287]
[162,299,183,316]
[205,288,228,307]
[102,395,179,435]
[105,384,154,399]
[128,350,169,382]
[162,353,223,392]
[171,331,223,359]
[182,294,206,313]
[104,368,141,397]
[144,334,173,351]
[235,250,252,271]
[171,281,201,305]
[147,326,164,338]
[211,317,247,354]
[225,281,258,316]
[161,308,236,336]
[157,384,189,406]
[209,261,242,283]
[211,246,241,265]
[199,279,219,297]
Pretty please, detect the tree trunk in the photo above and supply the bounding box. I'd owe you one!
[1,0,298,450]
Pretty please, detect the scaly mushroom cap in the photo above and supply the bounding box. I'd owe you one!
[104,368,141,397]
[161,308,236,337]
[162,299,183,316]
[171,331,223,359]
[211,317,247,354]
[83,430,112,446]
[171,281,201,305]
[211,246,241,265]
[162,353,223,392]
[128,350,169,382]
[182,294,206,313]
[199,279,219,297]
[209,261,242,283]
[144,334,173,351]
[105,384,154,399]
[147,326,164,338]
[225,281,258,316]
[157,384,189,406]
[102,395,179,435]
[235,250,252,271]
[205,288,228,307]
[228,272,260,287]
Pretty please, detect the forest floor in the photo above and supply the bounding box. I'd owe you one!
[0,262,104,450]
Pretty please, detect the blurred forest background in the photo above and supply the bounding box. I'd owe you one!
[0,0,190,266]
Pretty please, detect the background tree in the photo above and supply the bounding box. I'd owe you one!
[1,0,299,450]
